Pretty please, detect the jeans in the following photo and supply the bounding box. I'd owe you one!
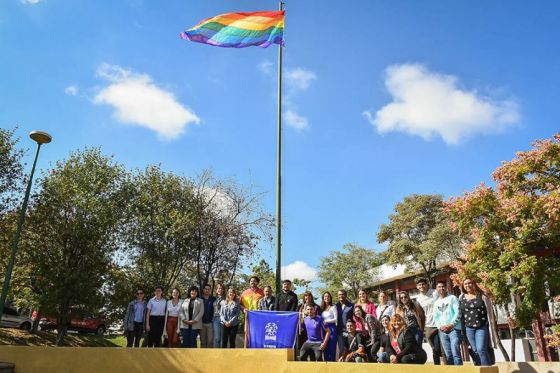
[439,328,463,365]
[180,328,199,348]
[299,341,323,361]
[213,316,222,348]
[377,351,389,363]
[466,325,490,366]
[410,326,424,347]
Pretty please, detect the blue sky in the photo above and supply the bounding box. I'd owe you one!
[1,0,559,282]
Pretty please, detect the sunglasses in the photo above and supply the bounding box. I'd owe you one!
[136,292,144,295]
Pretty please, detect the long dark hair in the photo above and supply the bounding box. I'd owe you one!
[460,277,485,296]
[397,290,414,310]
[321,291,333,311]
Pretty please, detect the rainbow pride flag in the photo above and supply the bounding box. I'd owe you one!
[180,11,285,48]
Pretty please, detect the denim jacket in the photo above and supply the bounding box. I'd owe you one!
[220,300,240,326]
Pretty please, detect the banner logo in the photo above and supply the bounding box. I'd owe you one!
[264,322,278,341]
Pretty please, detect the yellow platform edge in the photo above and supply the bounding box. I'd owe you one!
[0,345,505,373]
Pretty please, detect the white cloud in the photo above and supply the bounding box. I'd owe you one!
[364,63,520,145]
[64,85,78,96]
[284,109,309,131]
[281,261,317,281]
[285,68,317,91]
[94,63,200,140]
[257,64,316,131]
[258,60,274,75]
[20,0,45,4]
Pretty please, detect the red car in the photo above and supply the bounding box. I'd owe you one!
[39,313,106,335]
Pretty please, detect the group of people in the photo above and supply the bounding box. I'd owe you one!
[124,283,240,349]
[123,276,495,367]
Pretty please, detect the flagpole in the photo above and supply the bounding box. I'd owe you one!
[275,1,284,293]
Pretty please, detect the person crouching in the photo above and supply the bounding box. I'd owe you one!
[384,314,427,364]
[339,319,368,362]
[299,304,330,361]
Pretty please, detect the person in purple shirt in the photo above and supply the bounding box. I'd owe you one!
[299,304,331,361]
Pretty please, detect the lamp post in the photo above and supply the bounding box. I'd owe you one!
[0,131,52,321]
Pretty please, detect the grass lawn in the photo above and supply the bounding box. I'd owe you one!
[0,327,127,347]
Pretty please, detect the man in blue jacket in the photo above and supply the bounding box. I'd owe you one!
[124,289,147,348]
[336,289,354,358]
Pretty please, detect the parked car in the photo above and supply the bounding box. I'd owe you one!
[0,306,32,331]
[39,313,106,335]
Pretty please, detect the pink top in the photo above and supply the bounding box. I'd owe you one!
[360,302,377,316]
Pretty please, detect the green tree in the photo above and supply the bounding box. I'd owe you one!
[123,165,196,292]
[0,128,25,287]
[237,259,276,292]
[317,243,381,300]
[0,127,24,218]
[377,194,462,285]
[292,278,312,295]
[447,133,560,327]
[20,148,127,345]
[102,265,146,326]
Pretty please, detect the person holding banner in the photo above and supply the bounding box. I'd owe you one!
[240,276,264,312]
[258,286,275,311]
[320,292,338,362]
[275,280,298,311]
[220,288,240,348]
[339,319,368,363]
[299,304,330,361]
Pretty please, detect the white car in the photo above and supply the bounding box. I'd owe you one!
[0,306,32,331]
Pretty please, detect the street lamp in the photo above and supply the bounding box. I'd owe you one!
[0,130,52,321]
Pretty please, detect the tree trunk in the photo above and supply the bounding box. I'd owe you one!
[56,324,68,346]
[493,305,510,361]
[510,327,516,361]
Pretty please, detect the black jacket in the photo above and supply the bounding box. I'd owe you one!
[383,328,421,361]
[275,291,298,311]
